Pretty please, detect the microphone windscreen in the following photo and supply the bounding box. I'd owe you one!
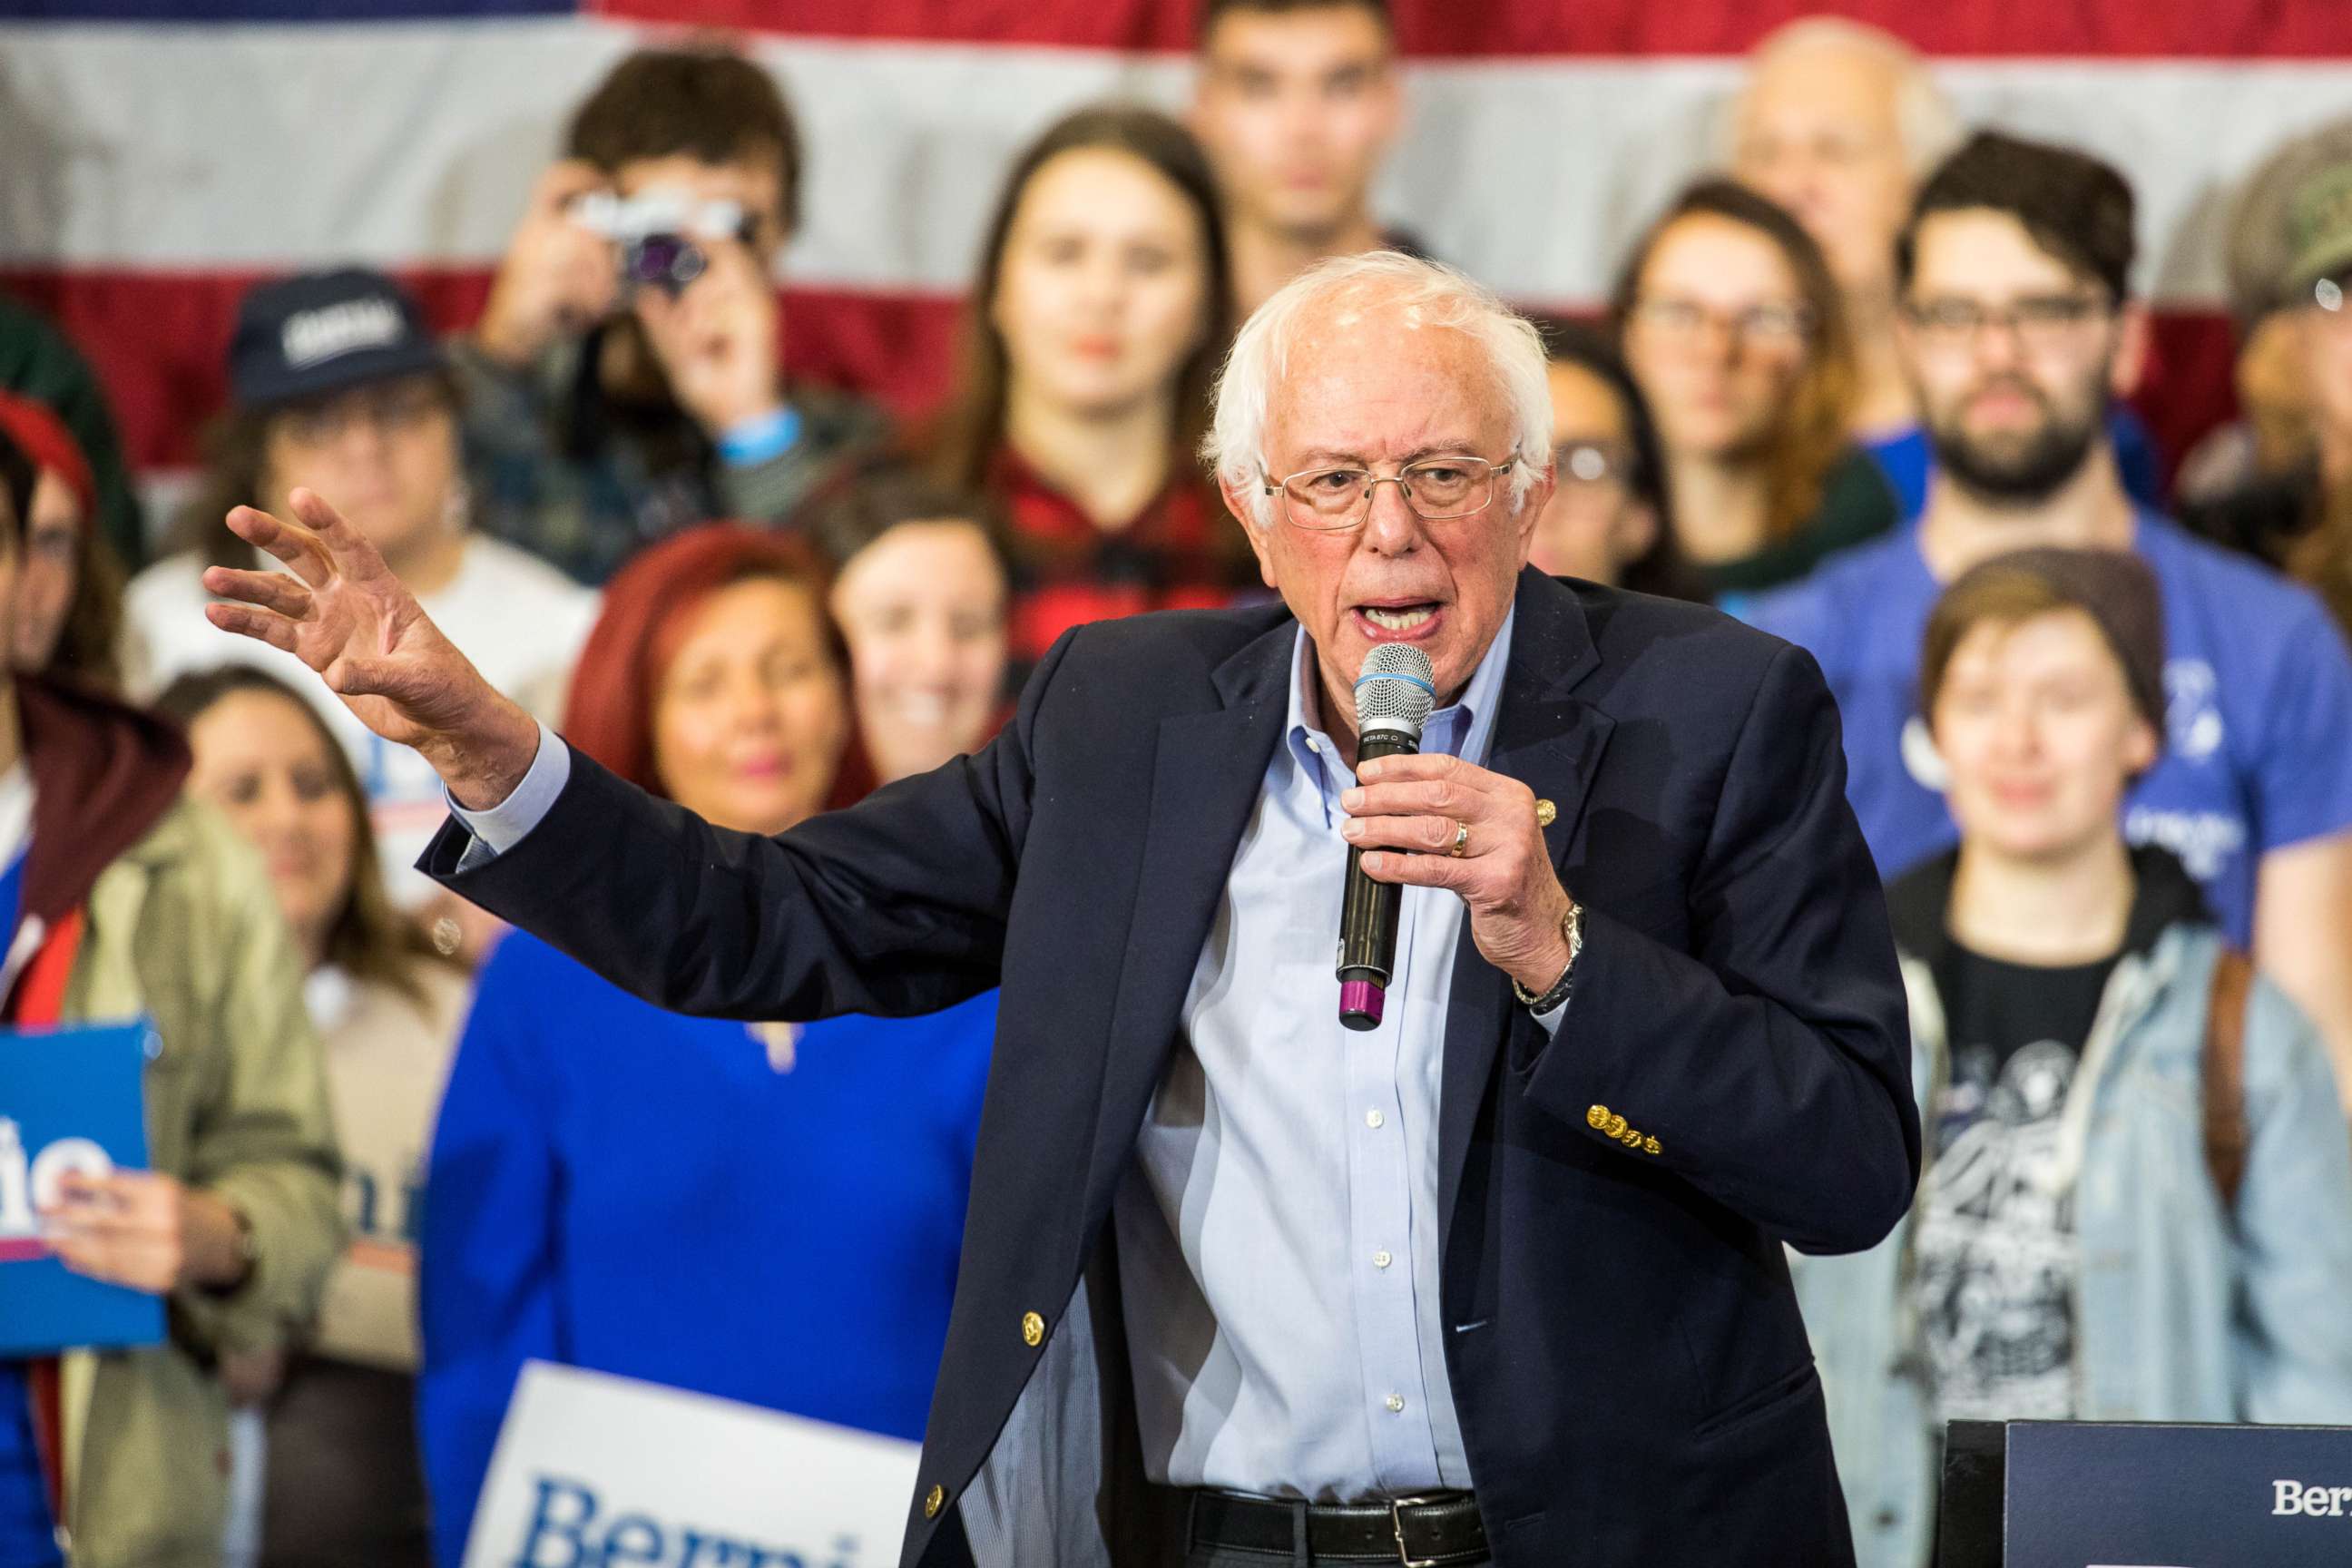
[1355,642,1436,740]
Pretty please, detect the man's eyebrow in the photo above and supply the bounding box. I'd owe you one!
[1284,441,1489,469]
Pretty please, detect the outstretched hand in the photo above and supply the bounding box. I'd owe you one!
[203,488,543,808]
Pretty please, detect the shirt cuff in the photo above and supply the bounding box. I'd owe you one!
[446,720,571,860]
[1533,989,1570,1039]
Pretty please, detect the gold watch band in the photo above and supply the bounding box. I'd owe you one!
[1513,902,1584,1011]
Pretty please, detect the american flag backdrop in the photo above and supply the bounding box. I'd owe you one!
[1,0,2349,514]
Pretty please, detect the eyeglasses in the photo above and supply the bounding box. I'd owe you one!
[1630,296,1813,350]
[275,381,447,448]
[1552,439,1634,490]
[1263,453,1517,531]
[1903,294,2112,355]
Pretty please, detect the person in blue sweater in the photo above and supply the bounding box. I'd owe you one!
[416,524,995,1566]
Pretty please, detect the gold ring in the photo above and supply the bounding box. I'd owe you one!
[1448,819,1470,858]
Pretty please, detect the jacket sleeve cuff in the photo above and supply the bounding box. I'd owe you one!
[445,720,570,861]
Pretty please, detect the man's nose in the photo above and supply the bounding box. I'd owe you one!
[1357,479,1425,554]
[1970,318,2030,372]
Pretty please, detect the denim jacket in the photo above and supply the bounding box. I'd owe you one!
[1790,852,2352,1568]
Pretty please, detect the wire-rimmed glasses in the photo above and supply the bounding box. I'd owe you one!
[1262,453,1518,531]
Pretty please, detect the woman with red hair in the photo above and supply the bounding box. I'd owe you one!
[415,524,992,1567]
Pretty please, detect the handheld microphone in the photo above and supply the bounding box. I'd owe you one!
[1337,642,1436,1031]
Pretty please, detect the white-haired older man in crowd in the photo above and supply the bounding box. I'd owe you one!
[1729,22,1964,456]
[202,250,1916,1568]
[1729,18,2169,517]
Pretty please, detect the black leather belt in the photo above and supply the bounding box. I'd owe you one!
[1177,1486,1488,1565]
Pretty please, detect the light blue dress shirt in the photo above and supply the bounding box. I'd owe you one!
[1114,610,1567,1502]
[450,608,1566,1504]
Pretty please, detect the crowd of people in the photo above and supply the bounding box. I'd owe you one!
[7,5,2352,1567]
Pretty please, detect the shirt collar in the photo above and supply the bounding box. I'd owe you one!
[1285,604,1517,779]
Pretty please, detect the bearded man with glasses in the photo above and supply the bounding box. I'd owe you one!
[1748,131,2352,1122]
[202,250,1915,1568]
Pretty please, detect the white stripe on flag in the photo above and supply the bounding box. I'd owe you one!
[2,22,2350,305]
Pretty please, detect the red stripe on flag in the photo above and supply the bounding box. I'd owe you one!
[3,268,2236,499]
[595,0,2352,60]
[0,268,963,471]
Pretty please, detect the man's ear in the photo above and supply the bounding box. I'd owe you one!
[1512,465,1555,566]
[2109,299,2153,400]
[1220,473,1282,590]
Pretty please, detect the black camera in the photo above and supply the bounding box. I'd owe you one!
[573,191,749,299]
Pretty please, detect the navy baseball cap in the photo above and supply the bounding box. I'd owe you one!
[228,267,446,408]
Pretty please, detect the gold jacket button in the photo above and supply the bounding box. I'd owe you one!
[1535,798,1557,828]
[1604,1113,1629,1140]
[1586,1104,1610,1130]
[1642,1135,1662,1156]
[924,1483,946,1519]
[1021,1311,1044,1348]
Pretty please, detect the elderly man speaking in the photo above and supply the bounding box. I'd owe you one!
[205,252,1916,1568]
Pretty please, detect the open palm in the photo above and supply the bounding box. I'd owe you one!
[204,489,533,798]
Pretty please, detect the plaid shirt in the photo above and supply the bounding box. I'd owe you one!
[995,447,1257,680]
[449,331,887,586]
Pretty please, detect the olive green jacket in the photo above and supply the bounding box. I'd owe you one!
[51,798,342,1567]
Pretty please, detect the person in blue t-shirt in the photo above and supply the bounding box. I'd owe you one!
[416,524,995,1567]
[1744,130,2352,1115]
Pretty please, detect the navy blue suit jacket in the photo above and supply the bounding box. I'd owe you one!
[426,566,1919,1567]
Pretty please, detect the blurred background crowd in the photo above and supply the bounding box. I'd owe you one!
[10,4,2352,1567]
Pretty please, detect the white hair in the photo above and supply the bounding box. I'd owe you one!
[1727,17,1964,178]
[1203,250,1553,530]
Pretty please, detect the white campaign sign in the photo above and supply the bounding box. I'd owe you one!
[462,1360,923,1568]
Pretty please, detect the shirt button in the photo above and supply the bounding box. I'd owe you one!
[1365,1109,1385,1129]
[1372,1250,1393,1269]
[1306,737,1321,753]
[1385,1395,1406,1414]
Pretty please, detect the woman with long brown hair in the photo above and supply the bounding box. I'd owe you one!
[1613,178,1898,598]
[155,663,469,1568]
[926,104,1250,676]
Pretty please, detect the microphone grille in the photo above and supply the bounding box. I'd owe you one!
[1355,642,1436,737]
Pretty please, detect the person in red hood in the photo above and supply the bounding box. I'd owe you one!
[0,422,341,1568]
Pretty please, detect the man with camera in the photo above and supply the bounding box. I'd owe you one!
[456,44,886,585]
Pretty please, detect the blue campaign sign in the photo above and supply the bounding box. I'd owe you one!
[2007,1421,2352,1568]
[0,1020,166,1356]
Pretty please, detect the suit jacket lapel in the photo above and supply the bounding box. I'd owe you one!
[1437,570,1617,1226]
[1083,618,1295,1196]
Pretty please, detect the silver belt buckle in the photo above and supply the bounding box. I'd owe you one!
[1387,1494,1449,1568]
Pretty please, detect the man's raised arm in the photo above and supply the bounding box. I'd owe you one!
[208,489,1032,1024]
